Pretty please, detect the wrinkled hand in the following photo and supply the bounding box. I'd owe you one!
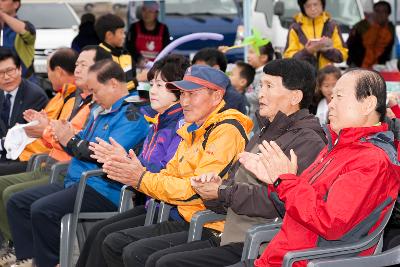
[190,173,222,200]
[388,92,399,108]
[239,151,273,184]
[102,149,145,187]
[50,120,75,146]
[89,137,127,164]
[318,36,333,51]
[257,141,298,184]
[24,110,49,138]
[387,108,396,119]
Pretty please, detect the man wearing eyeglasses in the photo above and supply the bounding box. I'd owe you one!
[0,47,48,159]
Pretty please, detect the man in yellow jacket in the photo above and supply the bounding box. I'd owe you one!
[283,0,348,69]
[99,64,253,267]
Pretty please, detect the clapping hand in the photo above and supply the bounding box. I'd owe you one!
[239,141,298,184]
[102,149,145,187]
[190,173,222,200]
[49,119,75,146]
[89,137,127,164]
[23,110,49,138]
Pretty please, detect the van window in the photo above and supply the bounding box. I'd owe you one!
[18,3,78,29]
[165,0,237,15]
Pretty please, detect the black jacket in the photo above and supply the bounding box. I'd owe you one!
[0,78,48,138]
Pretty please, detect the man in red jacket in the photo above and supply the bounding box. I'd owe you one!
[239,68,400,267]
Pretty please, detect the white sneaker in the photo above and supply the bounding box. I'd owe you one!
[0,248,16,267]
[10,259,32,267]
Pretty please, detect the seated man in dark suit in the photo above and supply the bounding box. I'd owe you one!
[0,47,48,160]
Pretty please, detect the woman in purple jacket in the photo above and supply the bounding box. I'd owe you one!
[75,54,189,267]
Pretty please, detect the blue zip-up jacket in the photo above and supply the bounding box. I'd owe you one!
[64,95,149,206]
[139,102,184,173]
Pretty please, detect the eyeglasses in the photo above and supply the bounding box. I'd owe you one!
[0,67,18,78]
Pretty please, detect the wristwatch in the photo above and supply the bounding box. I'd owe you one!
[273,178,282,188]
[218,184,227,198]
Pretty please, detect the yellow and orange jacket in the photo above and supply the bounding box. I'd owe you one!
[19,83,77,161]
[284,12,348,69]
[41,95,92,162]
[137,101,253,232]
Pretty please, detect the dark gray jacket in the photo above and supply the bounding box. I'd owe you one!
[205,109,327,245]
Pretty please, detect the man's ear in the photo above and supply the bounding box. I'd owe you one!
[213,89,224,104]
[104,31,113,43]
[291,90,303,106]
[362,95,378,115]
[239,78,247,89]
[109,78,119,89]
[212,64,221,71]
[260,54,268,64]
[13,1,20,12]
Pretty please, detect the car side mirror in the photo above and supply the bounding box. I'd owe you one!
[274,1,284,17]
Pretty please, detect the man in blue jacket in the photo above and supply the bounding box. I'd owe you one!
[6,59,149,267]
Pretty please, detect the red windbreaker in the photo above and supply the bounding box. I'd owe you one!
[256,124,400,267]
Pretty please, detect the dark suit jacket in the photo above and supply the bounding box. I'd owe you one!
[0,78,48,138]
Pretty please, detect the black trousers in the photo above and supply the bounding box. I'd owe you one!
[0,159,28,176]
[6,183,117,267]
[155,242,245,267]
[76,205,148,267]
[102,220,218,267]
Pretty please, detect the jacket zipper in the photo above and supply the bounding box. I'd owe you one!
[308,157,334,185]
[313,19,316,38]
[145,124,159,161]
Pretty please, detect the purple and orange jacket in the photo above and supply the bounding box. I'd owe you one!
[138,102,184,172]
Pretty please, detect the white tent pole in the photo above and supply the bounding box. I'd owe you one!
[243,0,252,62]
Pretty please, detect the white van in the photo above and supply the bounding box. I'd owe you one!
[251,0,365,54]
[18,2,80,74]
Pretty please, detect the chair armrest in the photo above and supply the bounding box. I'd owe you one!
[282,233,381,267]
[73,169,105,216]
[119,185,135,213]
[307,244,400,267]
[144,198,157,226]
[157,202,173,223]
[241,220,282,261]
[187,210,226,242]
[26,153,49,172]
[49,161,70,184]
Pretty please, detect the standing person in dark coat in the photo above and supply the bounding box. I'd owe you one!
[71,13,100,53]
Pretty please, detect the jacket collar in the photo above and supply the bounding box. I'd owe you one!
[258,109,312,138]
[144,102,183,127]
[295,11,330,25]
[60,83,77,98]
[178,100,226,141]
[158,102,183,127]
[324,123,389,151]
[92,94,129,118]
[100,42,124,57]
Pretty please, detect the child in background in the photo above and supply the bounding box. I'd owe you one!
[245,42,275,132]
[229,61,255,115]
[311,65,341,125]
